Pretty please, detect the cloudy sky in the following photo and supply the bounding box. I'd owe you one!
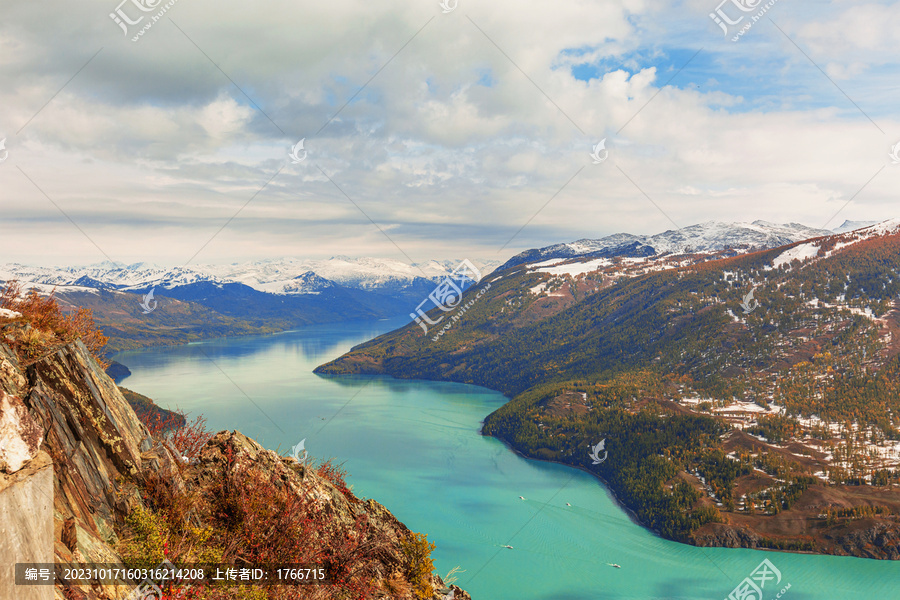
[0,0,898,267]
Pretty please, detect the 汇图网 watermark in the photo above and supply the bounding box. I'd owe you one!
[709,0,781,42]
[427,281,491,342]
[890,142,900,164]
[110,0,183,42]
[740,286,759,314]
[410,259,486,339]
[725,558,790,600]
[291,438,308,465]
[127,559,182,600]
[139,287,157,314]
[588,439,608,464]
[590,139,609,164]
[289,139,307,163]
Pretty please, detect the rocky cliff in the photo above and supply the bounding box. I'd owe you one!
[0,316,469,599]
[693,519,900,560]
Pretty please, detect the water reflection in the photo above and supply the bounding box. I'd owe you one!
[115,316,409,373]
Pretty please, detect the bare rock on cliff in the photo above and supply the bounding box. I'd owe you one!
[0,450,54,600]
[0,389,43,473]
[693,523,762,549]
[0,328,472,599]
[0,333,185,597]
[823,520,900,560]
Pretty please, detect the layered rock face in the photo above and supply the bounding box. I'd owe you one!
[0,332,186,599]
[0,323,469,599]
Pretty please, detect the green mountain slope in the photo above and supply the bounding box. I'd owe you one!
[317,225,900,557]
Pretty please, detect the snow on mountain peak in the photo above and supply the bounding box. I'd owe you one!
[0,257,500,296]
[587,220,833,255]
[832,220,881,234]
[851,218,900,237]
[767,218,900,270]
[502,220,836,271]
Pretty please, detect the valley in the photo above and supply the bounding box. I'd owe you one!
[317,220,900,559]
[6,2,899,596]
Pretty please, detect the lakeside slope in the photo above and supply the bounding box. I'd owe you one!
[317,224,900,559]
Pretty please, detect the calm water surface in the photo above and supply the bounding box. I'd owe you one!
[113,318,900,599]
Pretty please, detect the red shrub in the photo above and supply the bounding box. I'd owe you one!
[142,410,213,462]
[203,449,380,599]
[0,279,109,367]
[315,459,353,498]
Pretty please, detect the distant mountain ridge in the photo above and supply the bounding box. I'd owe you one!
[832,219,880,234]
[499,220,850,271]
[0,220,883,354]
[0,256,499,297]
[0,256,499,353]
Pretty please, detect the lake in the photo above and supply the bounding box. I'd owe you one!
[113,317,900,599]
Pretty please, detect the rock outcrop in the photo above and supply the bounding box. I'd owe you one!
[0,450,53,600]
[0,320,470,599]
[693,518,900,560]
[692,523,762,549]
[823,521,900,560]
[0,387,43,473]
[191,431,471,600]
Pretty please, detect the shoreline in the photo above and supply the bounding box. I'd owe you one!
[480,427,834,559]
[119,322,899,562]
[481,426,656,536]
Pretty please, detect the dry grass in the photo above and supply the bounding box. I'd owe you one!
[380,572,413,599]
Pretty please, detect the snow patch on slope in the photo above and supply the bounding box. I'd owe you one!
[771,242,821,268]
[532,258,613,276]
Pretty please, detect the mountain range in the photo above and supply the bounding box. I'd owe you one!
[0,257,499,353]
[498,220,850,270]
[0,219,875,353]
[316,217,900,558]
[0,256,495,297]
[6,216,897,558]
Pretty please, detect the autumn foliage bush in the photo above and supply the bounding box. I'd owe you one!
[0,279,109,367]
[143,409,213,463]
[315,458,353,498]
[399,533,435,599]
[204,446,382,599]
[120,437,421,599]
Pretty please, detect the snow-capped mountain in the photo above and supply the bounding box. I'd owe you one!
[0,262,225,294]
[200,257,492,295]
[768,217,900,270]
[832,219,881,234]
[0,256,500,353]
[0,257,500,297]
[499,220,835,270]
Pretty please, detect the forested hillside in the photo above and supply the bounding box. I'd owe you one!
[317,222,900,558]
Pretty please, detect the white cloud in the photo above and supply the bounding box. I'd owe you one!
[0,0,897,266]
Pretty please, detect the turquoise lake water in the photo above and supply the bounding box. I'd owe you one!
[113,317,900,599]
